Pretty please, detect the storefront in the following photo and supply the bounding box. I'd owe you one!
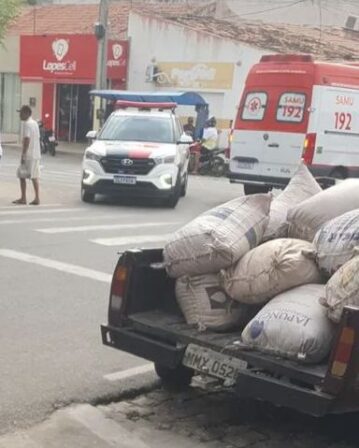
[20,34,128,142]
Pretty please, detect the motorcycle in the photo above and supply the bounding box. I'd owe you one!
[38,120,58,156]
[189,141,228,177]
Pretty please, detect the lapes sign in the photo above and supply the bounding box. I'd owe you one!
[20,35,128,81]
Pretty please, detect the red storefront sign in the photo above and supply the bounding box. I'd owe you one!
[20,35,128,83]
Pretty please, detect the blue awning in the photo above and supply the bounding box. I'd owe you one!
[90,90,208,106]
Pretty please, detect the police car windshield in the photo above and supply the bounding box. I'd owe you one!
[98,114,174,143]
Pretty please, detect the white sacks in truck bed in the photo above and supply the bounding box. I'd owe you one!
[287,179,359,242]
[263,163,322,241]
[322,256,359,323]
[164,194,271,278]
[175,274,255,332]
[222,239,322,305]
[313,209,359,277]
[241,284,335,364]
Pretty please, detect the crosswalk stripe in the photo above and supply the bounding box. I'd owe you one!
[0,249,111,283]
[0,207,84,216]
[37,221,180,234]
[92,233,171,247]
[0,203,62,210]
[0,214,134,225]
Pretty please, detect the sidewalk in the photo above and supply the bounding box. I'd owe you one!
[3,141,87,156]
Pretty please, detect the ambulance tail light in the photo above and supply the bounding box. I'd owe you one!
[227,128,234,158]
[302,133,316,165]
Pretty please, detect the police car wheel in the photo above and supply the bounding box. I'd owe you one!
[81,188,95,203]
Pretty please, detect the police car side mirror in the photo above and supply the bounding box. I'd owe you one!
[86,130,97,140]
[178,133,193,144]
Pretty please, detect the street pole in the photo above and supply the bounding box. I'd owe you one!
[93,0,109,131]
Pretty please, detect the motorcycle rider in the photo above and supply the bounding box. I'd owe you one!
[183,117,195,138]
[193,116,218,174]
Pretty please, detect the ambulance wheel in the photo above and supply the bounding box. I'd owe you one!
[243,184,270,195]
[330,168,347,180]
[155,363,194,388]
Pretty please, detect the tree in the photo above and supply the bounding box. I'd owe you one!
[0,0,21,44]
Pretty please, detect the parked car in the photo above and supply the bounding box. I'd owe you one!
[81,101,192,207]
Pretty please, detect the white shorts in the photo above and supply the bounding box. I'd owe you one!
[17,159,40,179]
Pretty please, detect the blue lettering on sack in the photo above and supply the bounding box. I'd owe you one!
[245,227,258,249]
[206,207,234,220]
[250,320,264,339]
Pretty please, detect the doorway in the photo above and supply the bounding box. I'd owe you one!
[56,84,92,142]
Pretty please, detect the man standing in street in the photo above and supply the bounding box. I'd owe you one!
[13,105,41,205]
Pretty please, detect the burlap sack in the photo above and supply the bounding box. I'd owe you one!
[313,209,359,277]
[164,194,271,278]
[242,284,334,364]
[287,179,359,242]
[222,238,322,304]
[175,274,255,332]
[263,163,321,241]
[322,256,359,323]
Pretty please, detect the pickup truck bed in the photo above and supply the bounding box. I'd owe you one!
[102,248,359,417]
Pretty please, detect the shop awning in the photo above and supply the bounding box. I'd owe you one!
[90,90,208,106]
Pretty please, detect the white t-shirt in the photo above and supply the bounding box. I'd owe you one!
[202,126,218,150]
[22,118,41,160]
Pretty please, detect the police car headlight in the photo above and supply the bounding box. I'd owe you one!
[154,155,176,164]
[85,150,101,162]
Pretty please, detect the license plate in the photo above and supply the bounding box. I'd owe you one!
[48,136,56,142]
[182,344,247,381]
[113,175,137,185]
[237,161,254,170]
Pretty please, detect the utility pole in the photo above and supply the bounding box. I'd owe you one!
[93,0,109,130]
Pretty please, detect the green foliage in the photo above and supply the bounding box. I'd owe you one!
[0,0,21,43]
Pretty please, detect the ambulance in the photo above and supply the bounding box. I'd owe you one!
[229,54,359,194]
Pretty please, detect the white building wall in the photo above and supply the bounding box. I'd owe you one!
[0,36,19,72]
[127,12,271,141]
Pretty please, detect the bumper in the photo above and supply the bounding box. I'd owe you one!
[101,323,342,416]
[82,179,175,199]
[229,171,289,189]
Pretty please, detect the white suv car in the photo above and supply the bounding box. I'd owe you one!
[81,104,192,207]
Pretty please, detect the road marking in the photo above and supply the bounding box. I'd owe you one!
[92,233,172,247]
[0,214,136,225]
[0,203,62,210]
[0,207,84,216]
[37,221,180,234]
[104,363,154,381]
[0,249,111,283]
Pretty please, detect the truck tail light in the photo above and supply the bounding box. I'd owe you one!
[109,265,129,325]
[302,133,316,165]
[330,326,355,377]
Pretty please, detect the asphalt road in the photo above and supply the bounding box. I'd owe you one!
[0,146,241,435]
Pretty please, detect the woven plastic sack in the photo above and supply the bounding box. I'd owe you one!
[322,256,359,323]
[287,179,359,242]
[164,194,271,278]
[313,209,359,277]
[175,274,255,332]
[222,238,322,305]
[263,163,322,241]
[241,284,334,364]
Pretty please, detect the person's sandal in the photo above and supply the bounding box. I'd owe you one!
[29,200,40,205]
[12,199,26,205]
